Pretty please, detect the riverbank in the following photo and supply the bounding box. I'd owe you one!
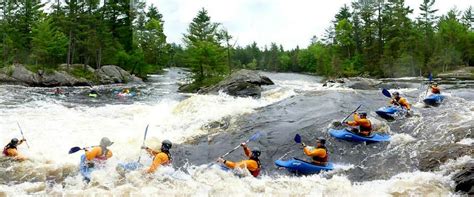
[0,64,143,87]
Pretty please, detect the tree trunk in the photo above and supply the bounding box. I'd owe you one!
[66,30,73,70]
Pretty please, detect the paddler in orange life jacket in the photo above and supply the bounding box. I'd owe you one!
[344,112,372,136]
[430,82,441,94]
[302,137,328,166]
[141,140,172,173]
[3,138,27,161]
[391,92,411,111]
[217,143,262,177]
[84,137,113,167]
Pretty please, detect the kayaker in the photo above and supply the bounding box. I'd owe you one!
[302,137,328,166]
[217,143,261,177]
[3,138,27,161]
[141,140,172,173]
[430,83,441,94]
[344,112,372,136]
[122,88,130,94]
[391,92,411,111]
[53,88,63,95]
[84,137,113,167]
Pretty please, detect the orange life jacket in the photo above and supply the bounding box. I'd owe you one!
[249,158,261,177]
[312,146,328,165]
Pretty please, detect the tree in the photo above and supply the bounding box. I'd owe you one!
[417,0,438,70]
[183,8,227,86]
[30,17,68,66]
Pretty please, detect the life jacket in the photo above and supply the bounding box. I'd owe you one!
[249,157,261,177]
[359,119,372,132]
[94,146,109,161]
[3,143,16,156]
[155,150,172,165]
[431,87,440,94]
[312,146,328,165]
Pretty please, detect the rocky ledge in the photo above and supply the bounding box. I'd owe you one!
[179,69,274,98]
[0,64,142,87]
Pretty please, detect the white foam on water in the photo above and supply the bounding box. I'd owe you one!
[457,138,474,146]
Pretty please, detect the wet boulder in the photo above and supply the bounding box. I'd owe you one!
[199,69,274,98]
[419,143,473,171]
[40,71,91,87]
[323,77,382,90]
[0,64,40,85]
[95,65,143,84]
[452,162,474,195]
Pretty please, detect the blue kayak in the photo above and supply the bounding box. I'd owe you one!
[375,106,404,120]
[117,162,143,171]
[423,94,445,106]
[275,158,334,175]
[329,128,390,142]
[79,155,93,182]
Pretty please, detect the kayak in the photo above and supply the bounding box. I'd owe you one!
[79,155,93,182]
[88,93,98,98]
[275,158,334,175]
[423,94,445,106]
[117,162,143,171]
[117,92,136,97]
[329,128,390,142]
[375,106,405,120]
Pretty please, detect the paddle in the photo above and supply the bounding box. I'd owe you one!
[68,146,85,154]
[221,132,261,158]
[137,124,149,163]
[16,122,30,149]
[424,73,433,98]
[333,105,362,127]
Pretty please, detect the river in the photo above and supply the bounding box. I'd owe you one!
[0,68,472,196]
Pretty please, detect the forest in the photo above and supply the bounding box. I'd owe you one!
[0,0,473,86]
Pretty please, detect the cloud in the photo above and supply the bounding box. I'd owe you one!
[150,0,473,49]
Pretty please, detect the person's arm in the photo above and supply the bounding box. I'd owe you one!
[147,153,167,173]
[85,147,101,161]
[144,147,159,157]
[106,150,113,159]
[401,98,411,110]
[243,146,252,158]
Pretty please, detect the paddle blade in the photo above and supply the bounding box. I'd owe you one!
[68,147,82,154]
[294,134,301,143]
[382,89,391,98]
[428,73,432,82]
[248,132,261,142]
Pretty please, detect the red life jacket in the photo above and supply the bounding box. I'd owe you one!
[249,158,261,177]
[3,143,16,156]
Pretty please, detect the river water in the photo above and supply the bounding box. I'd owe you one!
[0,68,472,196]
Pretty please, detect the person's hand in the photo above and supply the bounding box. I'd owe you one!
[86,161,95,168]
[217,157,225,163]
[141,146,147,150]
[301,143,306,147]
[342,121,348,125]
[21,139,26,142]
[240,143,246,147]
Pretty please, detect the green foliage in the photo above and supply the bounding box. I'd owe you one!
[182,8,228,89]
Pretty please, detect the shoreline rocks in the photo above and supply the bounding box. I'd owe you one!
[0,64,142,87]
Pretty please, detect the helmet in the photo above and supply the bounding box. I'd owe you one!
[432,82,438,86]
[359,111,368,117]
[100,137,114,147]
[161,140,172,150]
[10,138,19,144]
[393,92,400,96]
[316,137,326,145]
[251,147,261,158]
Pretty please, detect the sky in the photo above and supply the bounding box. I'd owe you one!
[148,0,473,49]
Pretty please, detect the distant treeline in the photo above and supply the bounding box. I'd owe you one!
[0,0,473,83]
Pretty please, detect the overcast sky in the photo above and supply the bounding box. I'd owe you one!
[148,0,473,49]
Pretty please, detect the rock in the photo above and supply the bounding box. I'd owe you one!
[40,71,91,87]
[323,77,382,90]
[419,143,474,171]
[198,69,274,98]
[5,64,40,85]
[96,65,142,84]
[58,64,95,73]
[438,67,474,80]
[452,162,474,195]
